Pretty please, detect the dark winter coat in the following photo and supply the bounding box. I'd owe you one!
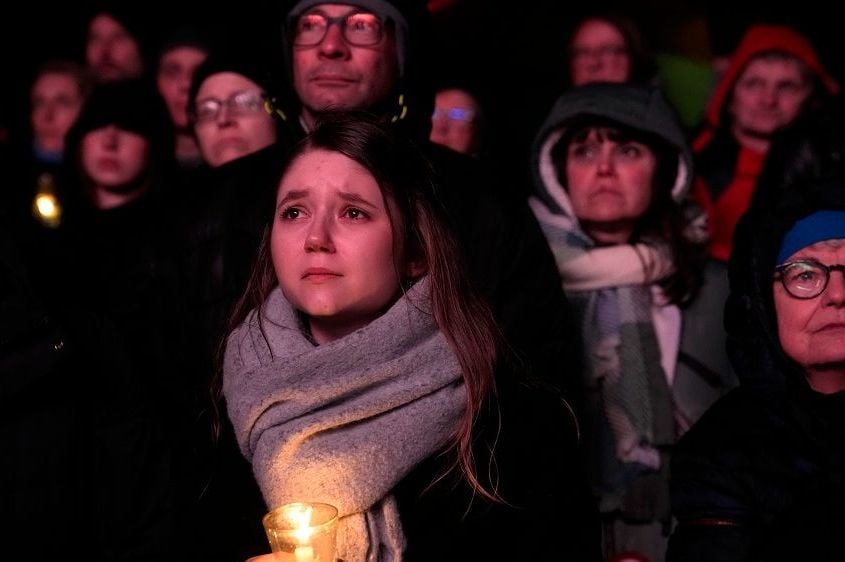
[395,373,602,562]
[667,165,845,562]
[1,218,172,561]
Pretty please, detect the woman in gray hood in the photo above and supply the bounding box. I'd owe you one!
[529,82,737,561]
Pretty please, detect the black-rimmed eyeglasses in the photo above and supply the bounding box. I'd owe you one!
[774,260,845,299]
[293,11,386,47]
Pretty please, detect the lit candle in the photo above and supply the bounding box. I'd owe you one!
[294,545,316,562]
[263,502,338,562]
[291,505,316,561]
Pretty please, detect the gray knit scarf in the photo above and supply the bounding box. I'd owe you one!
[223,278,465,562]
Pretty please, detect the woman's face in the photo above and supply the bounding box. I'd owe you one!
[30,72,83,153]
[569,18,631,86]
[430,88,481,155]
[157,46,208,129]
[81,125,150,189]
[774,239,845,393]
[565,128,656,244]
[729,56,811,141]
[271,148,405,344]
[193,72,277,167]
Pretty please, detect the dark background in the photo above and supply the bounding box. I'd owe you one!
[2,1,841,143]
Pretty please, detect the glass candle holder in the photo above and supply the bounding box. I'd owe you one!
[263,502,338,562]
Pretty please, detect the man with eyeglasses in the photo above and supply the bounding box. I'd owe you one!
[272,0,435,137]
[288,3,399,129]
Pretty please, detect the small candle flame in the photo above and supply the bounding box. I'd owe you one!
[36,194,58,218]
[33,193,62,228]
[289,504,314,544]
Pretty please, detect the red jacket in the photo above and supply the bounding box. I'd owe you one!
[692,24,838,262]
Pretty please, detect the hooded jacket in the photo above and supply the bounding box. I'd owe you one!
[529,83,702,332]
[668,134,845,561]
[691,24,838,263]
[529,83,735,528]
[532,82,694,215]
[697,25,838,138]
[529,83,701,298]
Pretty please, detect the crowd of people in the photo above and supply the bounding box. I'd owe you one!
[2,2,843,562]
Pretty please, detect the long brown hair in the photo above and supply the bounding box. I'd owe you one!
[215,111,501,499]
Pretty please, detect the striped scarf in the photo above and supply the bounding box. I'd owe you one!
[531,196,676,521]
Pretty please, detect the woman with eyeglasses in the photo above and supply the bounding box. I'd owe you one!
[430,85,483,156]
[178,51,289,405]
[667,125,845,561]
[564,11,655,88]
[188,54,279,168]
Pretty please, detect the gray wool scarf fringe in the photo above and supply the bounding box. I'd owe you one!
[223,278,465,562]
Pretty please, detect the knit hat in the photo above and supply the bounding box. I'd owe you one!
[188,52,277,111]
[777,210,845,263]
[157,23,213,61]
[65,79,173,167]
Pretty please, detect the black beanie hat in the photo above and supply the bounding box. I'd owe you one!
[156,23,214,63]
[65,79,174,167]
[188,51,277,110]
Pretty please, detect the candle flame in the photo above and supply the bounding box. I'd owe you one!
[36,194,58,218]
[289,504,314,543]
